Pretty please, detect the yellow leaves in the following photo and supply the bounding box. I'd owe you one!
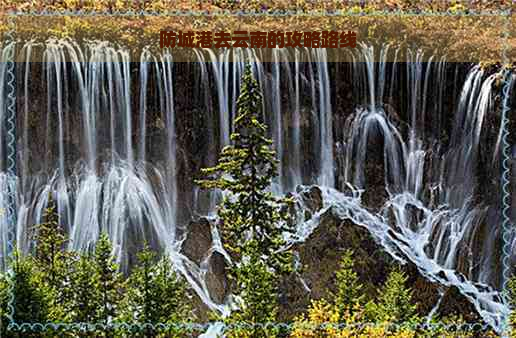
[63,0,79,9]
[291,299,358,338]
[8,2,505,63]
[289,297,424,338]
[349,6,362,15]
[308,299,335,323]
[448,3,466,14]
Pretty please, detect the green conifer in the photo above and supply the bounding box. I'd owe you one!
[196,65,294,337]
[10,251,48,324]
[367,267,418,326]
[0,273,7,335]
[69,254,98,324]
[31,195,74,322]
[119,245,193,337]
[93,232,122,336]
[32,195,67,285]
[334,250,364,315]
[508,276,516,336]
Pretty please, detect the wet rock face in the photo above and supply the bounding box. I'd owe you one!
[439,286,483,322]
[182,189,482,324]
[297,185,324,220]
[279,204,392,320]
[206,251,228,304]
[403,264,482,323]
[181,218,212,266]
[180,217,229,318]
[298,185,323,214]
[279,191,483,323]
[290,206,392,304]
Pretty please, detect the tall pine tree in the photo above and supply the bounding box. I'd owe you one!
[32,194,67,286]
[509,276,516,336]
[67,235,123,336]
[196,65,294,337]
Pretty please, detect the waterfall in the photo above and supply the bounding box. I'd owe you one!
[288,185,507,331]
[0,39,512,332]
[138,48,152,163]
[312,48,334,188]
[292,49,302,188]
[0,42,16,270]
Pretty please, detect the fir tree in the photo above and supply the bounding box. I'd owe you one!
[32,195,67,286]
[119,245,193,337]
[334,250,364,315]
[10,251,48,324]
[366,267,418,325]
[93,233,122,335]
[69,254,98,324]
[196,65,294,337]
[0,273,7,336]
[31,194,74,322]
[228,258,279,337]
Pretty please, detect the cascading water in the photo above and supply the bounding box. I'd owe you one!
[0,42,16,272]
[0,39,512,333]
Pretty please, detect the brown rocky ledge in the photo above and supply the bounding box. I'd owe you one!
[180,185,483,325]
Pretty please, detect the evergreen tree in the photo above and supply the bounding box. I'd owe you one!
[0,273,7,336]
[32,195,67,286]
[10,251,48,324]
[69,254,98,324]
[366,267,418,325]
[228,258,279,337]
[93,233,122,335]
[119,245,193,337]
[196,65,294,337]
[31,195,74,322]
[196,65,294,272]
[291,259,427,338]
[334,250,364,315]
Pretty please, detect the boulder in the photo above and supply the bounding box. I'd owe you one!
[181,217,212,265]
[180,217,230,320]
[298,185,323,215]
[403,263,482,323]
[205,251,229,304]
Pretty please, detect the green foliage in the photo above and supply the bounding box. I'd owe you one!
[291,253,423,337]
[32,195,67,282]
[196,65,294,337]
[0,273,10,337]
[68,254,98,323]
[32,195,75,323]
[119,244,193,337]
[94,232,123,329]
[196,65,293,273]
[226,258,279,338]
[334,250,364,315]
[364,267,419,326]
[292,255,447,337]
[0,196,199,337]
[10,251,48,324]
